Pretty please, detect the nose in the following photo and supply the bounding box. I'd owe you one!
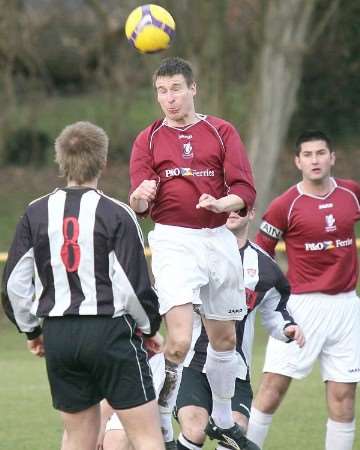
[311,154,318,164]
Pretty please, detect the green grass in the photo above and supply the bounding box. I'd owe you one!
[1,313,359,449]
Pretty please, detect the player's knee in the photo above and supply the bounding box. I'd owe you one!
[210,332,236,351]
[179,410,207,445]
[254,375,290,413]
[166,337,191,363]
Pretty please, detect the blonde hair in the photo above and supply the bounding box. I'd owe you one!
[55,121,108,184]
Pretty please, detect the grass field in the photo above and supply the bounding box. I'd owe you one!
[1,312,359,450]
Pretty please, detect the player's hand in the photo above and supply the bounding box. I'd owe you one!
[284,325,305,348]
[27,335,45,357]
[143,332,164,355]
[196,194,223,213]
[132,180,157,202]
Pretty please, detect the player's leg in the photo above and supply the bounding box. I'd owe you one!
[103,429,133,450]
[102,413,134,450]
[114,400,165,450]
[148,225,206,444]
[325,381,356,450]
[321,291,360,450]
[247,373,291,449]
[216,379,258,450]
[159,303,194,443]
[202,318,238,430]
[176,366,214,449]
[60,404,100,450]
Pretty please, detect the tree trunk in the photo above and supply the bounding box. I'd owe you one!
[247,0,317,225]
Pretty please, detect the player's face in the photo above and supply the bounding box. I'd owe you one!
[226,209,254,233]
[155,74,196,125]
[295,140,335,183]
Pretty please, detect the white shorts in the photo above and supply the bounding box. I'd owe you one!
[106,353,165,431]
[148,224,246,320]
[263,291,360,382]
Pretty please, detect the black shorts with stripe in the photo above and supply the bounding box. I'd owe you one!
[42,315,155,413]
[176,366,253,418]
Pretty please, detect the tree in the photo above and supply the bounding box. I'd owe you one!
[247,0,339,224]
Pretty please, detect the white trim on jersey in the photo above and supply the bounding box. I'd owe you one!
[6,248,39,332]
[296,178,337,200]
[48,190,71,316]
[32,260,43,314]
[287,193,303,224]
[78,190,101,315]
[149,121,166,150]
[100,193,145,247]
[109,250,152,335]
[337,186,360,210]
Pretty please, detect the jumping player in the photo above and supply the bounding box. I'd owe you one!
[247,131,360,450]
[175,209,304,450]
[129,57,256,449]
[2,121,164,450]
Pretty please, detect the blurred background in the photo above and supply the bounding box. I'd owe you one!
[0,0,359,250]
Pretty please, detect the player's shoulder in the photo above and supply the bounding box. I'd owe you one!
[334,178,360,195]
[201,114,235,132]
[135,119,165,142]
[98,192,137,220]
[267,185,300,212]
[27,188,60,210]
[248,240,277,264]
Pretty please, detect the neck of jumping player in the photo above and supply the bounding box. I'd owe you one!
[300,175,334,197]
[165,110,199,128]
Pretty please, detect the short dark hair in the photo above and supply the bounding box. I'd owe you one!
[295,130,333,155]
[153,56,194,87]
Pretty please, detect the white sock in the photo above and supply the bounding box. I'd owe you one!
[247,406,273,449]
[158,358,183,442]
[205,344,237,429]
[178,432,203,449]
[325,418,355,450]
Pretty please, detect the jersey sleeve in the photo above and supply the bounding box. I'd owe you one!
[221,124,256,209]
[255,196,288,257]
[257,265,295,342]
[111,208,161,337]
[129,129,160,193]
[1,212,42,339]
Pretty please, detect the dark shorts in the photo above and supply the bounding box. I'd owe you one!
[42,315,155,413]
[176,366,253,418]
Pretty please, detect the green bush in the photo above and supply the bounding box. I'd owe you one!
[4,128,51,166]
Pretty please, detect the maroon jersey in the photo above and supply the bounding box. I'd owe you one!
[130,114,256,229]
[256,178,360,294]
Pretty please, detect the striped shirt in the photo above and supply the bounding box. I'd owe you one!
[184,240,294,380]
[1,187,160,339]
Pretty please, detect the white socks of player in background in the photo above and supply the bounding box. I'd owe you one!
[177,433,203,449]
[205,344,238,429]
[247,406,273,449]
[326,418,355,450]
[158,358,183,443]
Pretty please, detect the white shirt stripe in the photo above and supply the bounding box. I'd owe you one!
[48,190,71,316]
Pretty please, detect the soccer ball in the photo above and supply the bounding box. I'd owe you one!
[125,4,175,53]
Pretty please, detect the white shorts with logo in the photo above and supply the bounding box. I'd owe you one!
[263,291,360,382]
[148,223,246,320]
[106,352,165,431]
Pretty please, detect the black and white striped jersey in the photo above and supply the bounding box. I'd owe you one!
[1,187,160,339]
[184,240,294,380]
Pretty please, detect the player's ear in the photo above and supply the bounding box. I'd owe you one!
[294,155,301,171]
[330,151,336,167]
[191,82,197,96]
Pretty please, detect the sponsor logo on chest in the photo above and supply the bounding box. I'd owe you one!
[164,167,215,177]
[304,238,353,251]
